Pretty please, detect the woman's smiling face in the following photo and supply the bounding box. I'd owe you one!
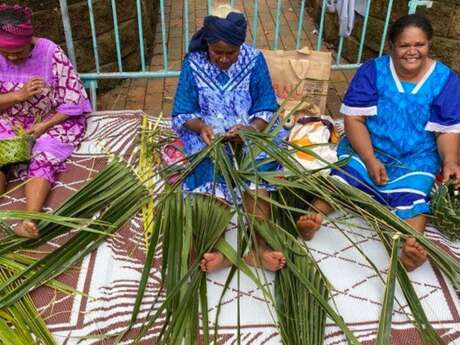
[391,26,430,76]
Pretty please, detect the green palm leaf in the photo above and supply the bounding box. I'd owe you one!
[0,267,57,345]
[128,116,460,344]
[0,158,149,309]
[376,234,401,345]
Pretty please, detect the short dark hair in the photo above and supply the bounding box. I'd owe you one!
[0,8,28,25]
[388,14,433,44]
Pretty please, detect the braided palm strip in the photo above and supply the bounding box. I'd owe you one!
[0,136,33,166]
[431,182,460,241]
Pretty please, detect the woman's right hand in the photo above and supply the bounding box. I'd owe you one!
[16,77,46,102]
[365,157,388,185]
[200,124,214,145]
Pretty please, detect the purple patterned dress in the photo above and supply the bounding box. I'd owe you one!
[0,38,91,184]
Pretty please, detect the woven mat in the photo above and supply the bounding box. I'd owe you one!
[1,111,459,344]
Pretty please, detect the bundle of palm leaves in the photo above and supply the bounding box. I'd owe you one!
[0,158,149,309]
[129,122,460,344]
[254,219,335,345]
[128,191,246,344]
[159,192,233,344]
[431,182,460,241]
[270,189,330,345]
[289,174,459,344]
[6,81,456,343]
[0,115,167,343]
[0,134,33,166]
[0,267,57,345]
[127,128,364,345]
[93,108,460,344]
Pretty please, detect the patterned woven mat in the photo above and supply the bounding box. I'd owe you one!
[1,111,459,344]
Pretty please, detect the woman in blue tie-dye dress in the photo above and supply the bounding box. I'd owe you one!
[297,15,460,271]
[172,6,286,273]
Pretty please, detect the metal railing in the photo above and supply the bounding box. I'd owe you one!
[58,0,433,109]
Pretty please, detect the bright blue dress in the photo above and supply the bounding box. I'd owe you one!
[332,55,460,219]
[172,43,282,201]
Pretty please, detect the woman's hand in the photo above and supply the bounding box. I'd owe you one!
[16,77,46,102]
[442,161,460,186]
[224,124,245,143]
[26,122,49,139]
[437,133,460,186]
[200,124,214,145]
[224,124,257,143]
[365,157,388,185]
[184,119,214,145]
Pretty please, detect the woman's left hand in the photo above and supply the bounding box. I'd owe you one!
[442,161,460,186]
[224,124,252,143]
[26,122,49,139]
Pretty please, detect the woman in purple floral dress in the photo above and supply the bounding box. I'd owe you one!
[0,4,91,238]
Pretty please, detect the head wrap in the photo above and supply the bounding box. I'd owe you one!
[189,12,247,52]
[0,3,33,49]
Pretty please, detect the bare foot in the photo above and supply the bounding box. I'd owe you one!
[400,237,427,271]
[200,251,232,273]
[244,249,286,272]
[14,220,39,239]
[297,214,323,240]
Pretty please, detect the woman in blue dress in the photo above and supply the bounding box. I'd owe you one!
[172,5,285,273]
[297,14,460,271]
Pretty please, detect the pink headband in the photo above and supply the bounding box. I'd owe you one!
[0,4,33,49]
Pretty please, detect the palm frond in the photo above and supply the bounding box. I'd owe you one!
[292,175,451,343]
[253,219,359,345]
[133,192,233,344]
[430,182,460,241]
[0,158,148,309]
[129,114,460,344]
[376,234,400,345]
[0,267,57,345]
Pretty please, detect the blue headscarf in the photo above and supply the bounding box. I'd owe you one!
[188,12,247,52]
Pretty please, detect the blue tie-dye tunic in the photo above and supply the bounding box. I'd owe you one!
[172,43,280,201]
[332,55,460,219]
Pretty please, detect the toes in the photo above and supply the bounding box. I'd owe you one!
[401,239,428,272]
[413,242,427,255]
[298,214,316,223]
[403,244,418,257]
[266,251,285,271]
[279,257,286,269]
[270,251,284,260]
[402,260,416,272]
[245,251,286,271]
[14,221,39,239]
[297,213,322,237]
[200,258,208,272]
[403,238,427,258]
[405,237,416,246]
[415,245,427,258]
[24,221,39,237]
[401,255,424,272]
[202,253,213,261]
[313,213,323,223]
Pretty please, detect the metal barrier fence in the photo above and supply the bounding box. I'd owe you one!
[58,0,433,109]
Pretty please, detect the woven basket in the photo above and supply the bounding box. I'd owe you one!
[0,135,33,166]
[431,182,460,241]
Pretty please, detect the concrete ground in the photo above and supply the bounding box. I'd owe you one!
[97,0,355,117]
